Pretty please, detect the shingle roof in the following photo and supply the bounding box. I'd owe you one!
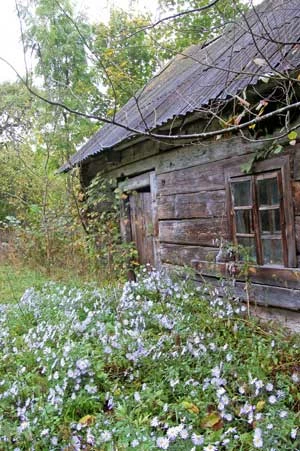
[61,0,300,172]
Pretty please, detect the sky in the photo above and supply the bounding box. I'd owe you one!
[0,0,158,83]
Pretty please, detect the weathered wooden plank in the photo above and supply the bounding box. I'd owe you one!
[193,274,300,311]
[159,218,228,246]
[192,260,300,290]
[292,143,300,180]
[83,140,159,183]
[150,172,160,269]
[160,244,218,266]
[292,181,300,215]
[157,137,263,175]
[295,215,300,254]
[163,263,300,311]
[234,281,300,311]
[107,154,158,180]
[157,190,225,219]
[157,165,225,195]
[119,172,150,191]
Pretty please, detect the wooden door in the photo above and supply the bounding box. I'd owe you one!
[129,188,155,266]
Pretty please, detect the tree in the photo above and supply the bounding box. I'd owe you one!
[156,0,246,58]
[93,8,157,110]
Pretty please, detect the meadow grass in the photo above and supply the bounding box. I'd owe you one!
[0,268,299,450]
[0,263,48,304]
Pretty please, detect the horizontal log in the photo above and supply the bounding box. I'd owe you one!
[157,190,225,219]
[192,260,300,290]
[157,136,263,174]
[160,244,218,266]
[119,172,150,191]
[159,218,228,246]
[157,165,225,195]
[163,264,300,311]
[193,274,300,311]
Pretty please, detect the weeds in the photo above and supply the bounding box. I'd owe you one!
[0,269,299,450]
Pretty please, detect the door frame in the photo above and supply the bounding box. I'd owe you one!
[119,171,160,268]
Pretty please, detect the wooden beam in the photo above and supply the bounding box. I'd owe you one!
[192,260,300,290]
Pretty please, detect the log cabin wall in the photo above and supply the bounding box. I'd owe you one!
[80,128,300,312]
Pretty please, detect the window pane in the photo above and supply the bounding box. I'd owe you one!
[262,239,283,265]
[257,177,279,205]
[260,209,281,234]
[237,237,256,260]
[235,209,253,233]
[232,180,251,206]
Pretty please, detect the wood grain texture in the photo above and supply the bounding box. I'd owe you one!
[157,190,225,219]
[160,243,218,266]
[292,181,300,215]
[157,165,225,195]
[129,191,155,266]
[295,215,300,254]
[159,218,228,246]
[192,274,300,311]
[193,260,300,290]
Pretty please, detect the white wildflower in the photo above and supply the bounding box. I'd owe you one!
[253,428,263,448]
[191,433,204,445]
[268,395,277,404]
[156,436,170,449]
[100,430,112,442]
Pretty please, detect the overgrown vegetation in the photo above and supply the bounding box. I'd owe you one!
[0,0,246,279]
[0,270,299,450]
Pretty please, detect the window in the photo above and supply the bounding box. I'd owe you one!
[227,157,296,267]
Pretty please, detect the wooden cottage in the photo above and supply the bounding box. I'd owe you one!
[61,0,300,317]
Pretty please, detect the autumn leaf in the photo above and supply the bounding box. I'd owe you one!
[79,415,96,426]
[182,401,200,414]
[201,411,223,429]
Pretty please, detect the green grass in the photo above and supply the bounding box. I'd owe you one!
[0,263,48,304]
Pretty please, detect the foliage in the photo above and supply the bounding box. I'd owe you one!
[0,81,33,145]
[94,8,157,110]
[156,0,247,58]
[85,175,138,280]
[0,270,299,450]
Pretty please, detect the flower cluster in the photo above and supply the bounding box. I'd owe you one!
[0,269,299,450]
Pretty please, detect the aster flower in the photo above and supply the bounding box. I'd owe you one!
[191,433,204,445]
[204,445,218,451]
[156,436,170,449]
[253,428,263,448]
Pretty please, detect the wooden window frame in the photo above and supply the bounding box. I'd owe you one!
[225,155,296,268]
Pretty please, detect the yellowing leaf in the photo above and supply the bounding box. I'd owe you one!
[79,415,96,426]
[201,411,222,429]
[256,400,265,411]
[288,131,298,141]
[182,401,199,414]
